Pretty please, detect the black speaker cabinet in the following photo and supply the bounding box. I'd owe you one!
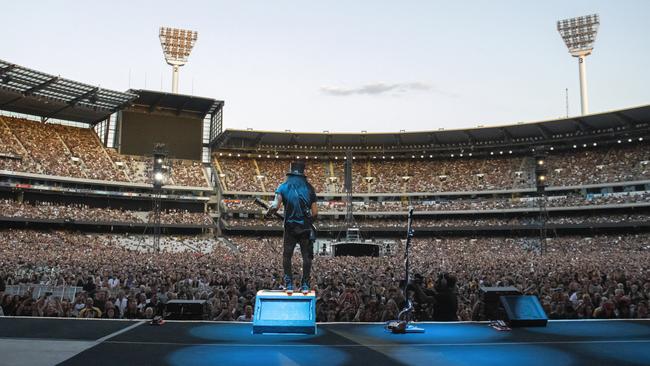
[479,286,521,320]
[165,299,207,320]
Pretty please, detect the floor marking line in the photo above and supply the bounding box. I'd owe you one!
[95,321,145,343]
[102,339,650,347]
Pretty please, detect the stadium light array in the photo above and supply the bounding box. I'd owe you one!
[557,14,600,115]
[159,27,198,93]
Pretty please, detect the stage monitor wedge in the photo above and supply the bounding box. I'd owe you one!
[500,295,548,327]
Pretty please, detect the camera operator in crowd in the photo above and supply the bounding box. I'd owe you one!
[409,272,459,321]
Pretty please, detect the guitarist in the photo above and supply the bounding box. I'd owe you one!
[265,161,318,294]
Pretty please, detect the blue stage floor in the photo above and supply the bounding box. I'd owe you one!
[0,318,648,366]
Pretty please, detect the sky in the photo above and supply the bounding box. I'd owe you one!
[2,0,649,133]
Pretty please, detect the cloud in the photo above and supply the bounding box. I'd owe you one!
[320,82,456,97]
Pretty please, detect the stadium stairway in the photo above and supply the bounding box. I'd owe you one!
[133,212,149,223]
[217,236,239,253]
[212,157,228,191]
[252,159,266,192]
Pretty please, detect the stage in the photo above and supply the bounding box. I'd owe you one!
[0,318,648,366]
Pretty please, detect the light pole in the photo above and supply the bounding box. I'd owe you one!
[152,143,168,252]
[557,14,600,115]
[534,149,548,255]
[159,27,198,94]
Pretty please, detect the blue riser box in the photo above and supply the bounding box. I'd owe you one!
[253,290,317,335]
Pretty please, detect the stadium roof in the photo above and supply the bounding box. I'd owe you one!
[126,89,223,119]
[213,104,650,152]
[0,59,137,124]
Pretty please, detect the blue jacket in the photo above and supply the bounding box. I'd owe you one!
[275,175,316,227]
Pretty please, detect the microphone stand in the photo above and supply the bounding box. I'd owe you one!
[386,207,424,333]
[403,207,415,306]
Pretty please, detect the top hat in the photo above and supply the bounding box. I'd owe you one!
[287,161,306,176]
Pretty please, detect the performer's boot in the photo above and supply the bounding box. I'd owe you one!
[284,275,293,295]
[301,280,310,295]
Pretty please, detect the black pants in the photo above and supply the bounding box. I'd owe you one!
[283,223,314,283]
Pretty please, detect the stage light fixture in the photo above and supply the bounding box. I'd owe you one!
[557,14,600,115]
[159,26,198,93]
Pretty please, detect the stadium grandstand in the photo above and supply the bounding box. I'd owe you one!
[0,60,219,236]
[1,9,650,366]
[213,107,650,241]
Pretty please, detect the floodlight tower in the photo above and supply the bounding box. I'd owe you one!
[557,14,600,115]
[159,27,198,94]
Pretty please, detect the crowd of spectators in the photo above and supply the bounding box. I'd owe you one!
[1,230,648,322]
[2,115,648,192]
[110,234,219,254]
[213,155,531,193]
[0,116,209,187]
[1,116,85,178]
[215,157,260,192]
[146,209,214,226]
[0,200,142,223]
[0,200,213,226]
[214,143,649,194]
[222,213,650,229]
[221,191,650,214]
[547,145,650,187]
[49,124,130,182]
